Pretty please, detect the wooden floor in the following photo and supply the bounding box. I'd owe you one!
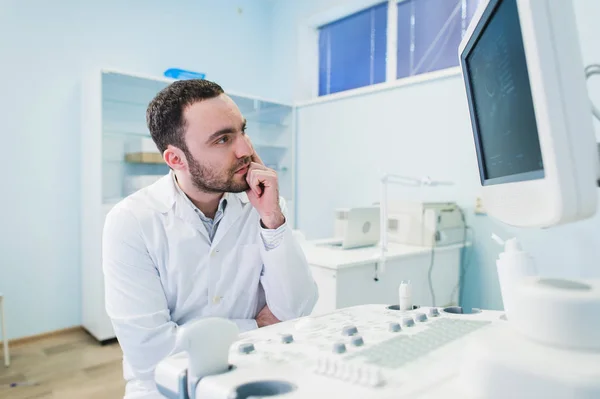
[0,328,126,399]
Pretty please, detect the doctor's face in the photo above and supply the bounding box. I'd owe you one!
[181,94,254,194]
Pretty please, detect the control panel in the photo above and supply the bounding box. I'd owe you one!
[156,304,505,399]
[157,297,600,399]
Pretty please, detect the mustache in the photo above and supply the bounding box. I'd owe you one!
[232,157,252,172]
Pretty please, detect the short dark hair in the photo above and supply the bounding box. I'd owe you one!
[146,79,225,154]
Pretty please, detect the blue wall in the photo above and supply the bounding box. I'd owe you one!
[272,0,600,310]
[0,0,274,340]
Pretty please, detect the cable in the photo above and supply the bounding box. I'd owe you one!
[426,207,439,307]
[427,231,437,306]
[450,206,474,306]
[585,64,600,122]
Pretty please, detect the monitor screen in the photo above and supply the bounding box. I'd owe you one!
[462,0,544,185]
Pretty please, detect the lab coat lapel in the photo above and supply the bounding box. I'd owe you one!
[173,194,211,242]
[211,192,246,249]
[152,171,211,242]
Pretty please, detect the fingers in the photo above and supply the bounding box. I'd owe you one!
[255,305,280,327]
[246,165,277,197]
[248,161,268,171]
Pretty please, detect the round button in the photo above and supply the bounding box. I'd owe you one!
[401,317,415,327]
[415,312,427,322]
[281,334,294,344]
[238,343,255,354]
[429,308,440,317]
[342,325,358,336]
[351,336,364,346]
[389,322,401,332]
[333,342,347,354]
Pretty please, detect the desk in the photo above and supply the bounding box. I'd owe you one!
[300,240,466,316]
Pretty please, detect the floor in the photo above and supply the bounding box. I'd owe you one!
[0,328,126,399]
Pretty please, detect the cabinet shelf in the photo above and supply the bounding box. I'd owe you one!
[125,152,164,164]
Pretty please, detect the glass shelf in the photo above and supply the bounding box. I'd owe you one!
[102,97,292,127]
[104,129,151,138]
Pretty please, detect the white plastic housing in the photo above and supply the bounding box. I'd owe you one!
[177,318,239,379]
[459,323,600,399]
[510,277,600,350]
[459,0,599,228]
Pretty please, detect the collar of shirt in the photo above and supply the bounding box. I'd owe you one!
[172,172,227,241]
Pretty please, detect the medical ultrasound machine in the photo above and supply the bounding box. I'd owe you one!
[155,0,600,397]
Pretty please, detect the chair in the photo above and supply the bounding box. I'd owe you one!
[0,293,9,366]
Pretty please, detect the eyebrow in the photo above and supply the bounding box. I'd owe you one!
[206,119,247,143]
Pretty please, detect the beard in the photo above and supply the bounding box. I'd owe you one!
[186,151,251,194]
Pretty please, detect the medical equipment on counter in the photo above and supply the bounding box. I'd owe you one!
[155,0,600,397]
[326,206,380,249]
[386,201,466,247]
[378,175,453,278]
[301,240,463,315]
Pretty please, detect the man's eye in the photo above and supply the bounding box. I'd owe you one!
[217,136,229,144]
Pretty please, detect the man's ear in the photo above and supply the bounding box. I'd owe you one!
[163,145,187,170]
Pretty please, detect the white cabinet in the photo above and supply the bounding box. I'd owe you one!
[81,69,296,342]
[300,241,465,316]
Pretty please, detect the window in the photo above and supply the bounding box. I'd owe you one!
[316,0,483,96]
[397,0,482,78]
[318,2,388,96]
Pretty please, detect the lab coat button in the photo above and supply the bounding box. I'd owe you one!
[212,296,221,304]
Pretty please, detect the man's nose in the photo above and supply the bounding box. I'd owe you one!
[235,134,254,158]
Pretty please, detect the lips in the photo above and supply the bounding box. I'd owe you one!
[235,164,250,174]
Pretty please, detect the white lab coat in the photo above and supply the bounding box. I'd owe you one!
[102,172,318,398]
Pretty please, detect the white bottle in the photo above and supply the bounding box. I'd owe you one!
[493,236,537,320]
[399,280,412,311]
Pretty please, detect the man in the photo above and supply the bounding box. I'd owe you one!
[102,79,318,398]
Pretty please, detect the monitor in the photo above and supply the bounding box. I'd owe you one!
[459,0,599,228]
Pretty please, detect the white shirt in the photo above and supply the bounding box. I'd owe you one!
[102,171,318,398]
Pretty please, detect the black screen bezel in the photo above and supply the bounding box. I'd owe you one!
[460,0,545,186]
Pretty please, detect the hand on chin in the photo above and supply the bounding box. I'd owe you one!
[245,153,285,230]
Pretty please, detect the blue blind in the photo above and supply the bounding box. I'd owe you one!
[319,3,388,96]
[397,0,482,79]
